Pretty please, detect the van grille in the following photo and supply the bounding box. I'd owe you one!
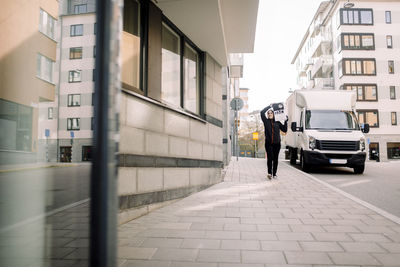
[316,140,359,151]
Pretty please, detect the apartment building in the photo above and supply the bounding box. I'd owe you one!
[37,0,96,163]
[292,0,400,162]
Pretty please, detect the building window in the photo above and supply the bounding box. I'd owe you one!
[69,47,83,59]
[387,142,400,159]
[340,59,376,76]
[343,84,377,101]
[93,46,96,58]
[184,43,200,114]
[68,70,81,83]
[387,35,393,48]
[67,118,80,130]
[37,54,54,83]
[341,33,374,50]
[121,0,141,91]
[161,22,181,107]
[388,60,395,74]
[74,4,87,14]
[91,117,94,130]
[92,92,95,105]
[68,94,81,106]
[385,11,391,24]
[93,69,96,81]
[357,110,379,127]
[94,22,97,35]
[39,9,55,40]
[48,107,53,120]
[391,112,397,125]
[70,24,83,36]
[390,86,396,99]
[340,8,373,25]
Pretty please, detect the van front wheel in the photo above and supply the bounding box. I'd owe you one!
[353,165,365,174]
[300,152,309,172]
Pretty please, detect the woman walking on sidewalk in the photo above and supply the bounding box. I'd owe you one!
[260,106,288,179]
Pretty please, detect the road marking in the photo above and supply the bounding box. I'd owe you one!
[0,198,89,234]
[339,179,371,188]
[285,162,400,226]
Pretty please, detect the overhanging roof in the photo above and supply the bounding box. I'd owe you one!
[156,0,259,66]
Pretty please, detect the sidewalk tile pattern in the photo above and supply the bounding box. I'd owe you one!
[118,158,400,266]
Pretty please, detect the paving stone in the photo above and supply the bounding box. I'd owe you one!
[224,224,257,231]
[300,241,344,252]
[170,262,217,267]
[371,253,400,265]
[378,242,400,253]
[121,260,170,267]
[218,264,264,267]
[300,219,334,225]
[312,233,352,242]
[322,225,360,233]
[349,233,392,242]
[285,251,332,264]
[220,240,260,250]
[190,223,224,231]
[260,241,302,251]
[205,231,240,240]
[180,239,221,249]
[339,242,386,252]
[151,248,198,261]
[140,238,183,248]
[241,250,286,264]
[289,225,325,233]
[197,249,240,263]
[270,218,303,225]
[241,231,277,240]
[118,247,156,260]
[277,232,314,241]
[328,252,382,265]
[257,225,290,232]
[240,218,271,224]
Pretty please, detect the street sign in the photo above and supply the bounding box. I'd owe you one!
[70,131,74,138]
[45,129,50,138]
[230,97,244,111]
[252,132,259,140]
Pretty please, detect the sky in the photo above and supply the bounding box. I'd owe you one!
[240,0,325,112]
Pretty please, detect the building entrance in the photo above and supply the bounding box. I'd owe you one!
[60,146,72,162]
[369,142,379,161]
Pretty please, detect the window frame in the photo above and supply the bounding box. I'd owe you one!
[385,11,392,24]
[387,35,393,48]
[70,24,84,37]
[67,94,81,107]
[48,107,53,120]
[340,33,375,50]
[339,58,376,77]
[39,8,56,40]
[388,60,395,74]
[357,109,379,128]
[391,112,397,125]
[390,86,396,100]
[68,70,82,83]
[67,118,80,131]
[339,8,374,26]
[69,47,83,59]
[342,84,378,102]
[74,4,87,14]
[37,53,55,84]
[161,15,205,117]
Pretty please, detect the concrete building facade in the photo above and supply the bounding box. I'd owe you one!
[292,0,400,162]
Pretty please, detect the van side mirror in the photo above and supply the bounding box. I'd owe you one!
[362,123,370,133]
[291,122,297,132]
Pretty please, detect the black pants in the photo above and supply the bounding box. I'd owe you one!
[265,143,281,176]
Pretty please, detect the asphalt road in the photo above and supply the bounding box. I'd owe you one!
[285,160,400,218]
[0,164,90,228]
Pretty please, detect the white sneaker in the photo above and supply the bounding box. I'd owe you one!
[267,174,272,180]
[273,175,277,179]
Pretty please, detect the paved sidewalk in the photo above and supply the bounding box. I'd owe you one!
[118,157,400,267]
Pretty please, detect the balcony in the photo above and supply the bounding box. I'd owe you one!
[314,78,334,89]
[311,56,333,79]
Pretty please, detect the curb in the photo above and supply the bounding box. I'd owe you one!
[0,163,80,173]
[284,161,400,226]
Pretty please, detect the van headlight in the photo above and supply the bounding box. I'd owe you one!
[360,138,365,151]
[309,136,316,150]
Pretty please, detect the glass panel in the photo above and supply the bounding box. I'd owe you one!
[388,61,394,73]
[361,35,373,48]
[184,43,199,114]
[343,35,349,47]
[345,60,351,74]
[358,112,365,124]
[363,60,375,74]
[121,0,141,90]
[356,60,362,74]
[366,111,378,126]
[349,35,355,47]
[364,85,377,100]
[305,110,360,130]
[390,86,396,99]
[360,10,373,24]
[348,10,354,23]
[387,35,392,47]
[161,23,181,106]
[353,10,359,23]
[387,143,400,159]
[386,11,391,23]
[354,35,360,47]
[357,86,363,100]
[342,10,348,24]
[351,60,356,74]
[70,47,83,59]
[391,112,397,125]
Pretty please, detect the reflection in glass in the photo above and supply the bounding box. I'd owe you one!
[360,10,372,24]
[121,0,141,91]
[184,43,199,114]
[305,110,360,130]
[162,23,181,106]
[363,60,375,74]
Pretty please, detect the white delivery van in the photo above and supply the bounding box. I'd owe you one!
[285,90,369,174]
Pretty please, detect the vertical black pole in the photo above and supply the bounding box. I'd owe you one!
[91,0,117,266]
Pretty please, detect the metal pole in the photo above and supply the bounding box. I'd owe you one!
[235,110,238,161]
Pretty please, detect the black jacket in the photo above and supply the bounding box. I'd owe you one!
[260,106,288,145]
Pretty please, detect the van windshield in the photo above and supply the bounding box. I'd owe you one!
[305,110,360,130]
